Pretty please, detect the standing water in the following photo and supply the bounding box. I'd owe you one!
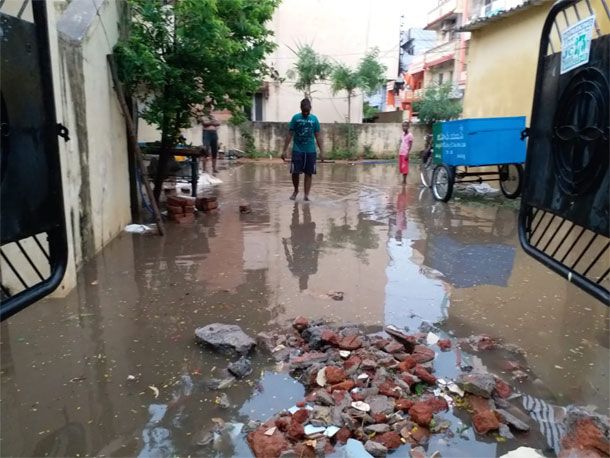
[1,163,608,457]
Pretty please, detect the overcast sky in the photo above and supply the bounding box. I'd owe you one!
[402,1,434,29]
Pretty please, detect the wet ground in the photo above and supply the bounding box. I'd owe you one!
[1,162,608,457]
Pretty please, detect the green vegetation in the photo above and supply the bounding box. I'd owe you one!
[330,49,386,123]
[412,83,462,126]
[114,0,279,201]
[286,44,333,99]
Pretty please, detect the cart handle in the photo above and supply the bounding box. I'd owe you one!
[520,128,530,140]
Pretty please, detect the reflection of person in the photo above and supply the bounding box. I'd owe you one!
[398,121,414,184]
[282,203,323,291]
[395,186,407,241]
[281,99,324,201]
[202,114,221,174]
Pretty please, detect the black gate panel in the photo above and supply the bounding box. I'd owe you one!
[519,0,610,304]
[0,1,68,320]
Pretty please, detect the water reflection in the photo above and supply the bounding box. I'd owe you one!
[1,163,608,457]
[283,203,323,291]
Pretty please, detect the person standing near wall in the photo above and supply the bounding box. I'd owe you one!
[281,99,324,201]
[398,121,413,184]
[202,114,220,174]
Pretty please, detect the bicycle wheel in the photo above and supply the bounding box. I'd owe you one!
[499,163,523,199]
[432,164,454,202]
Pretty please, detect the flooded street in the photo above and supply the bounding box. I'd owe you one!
[1,162,608,457]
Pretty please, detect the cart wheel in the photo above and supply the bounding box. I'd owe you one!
[499,163,523,199]
[432,164,454,202]
[420,155,434,187]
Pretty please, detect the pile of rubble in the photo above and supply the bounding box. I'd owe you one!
[245,317,530,458]
[194,319,610,458]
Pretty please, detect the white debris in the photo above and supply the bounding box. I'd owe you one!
[124,224,154,234]
[288,406,299,414]
[447,382,465,397]
[264,427,276,436]
[271,344,286,353]
[316,368,327,387]
[324,426,340,437]
[126,375,136,381]
[427,332,440,345]
[499,447,544,458]
[304,425,326,436]
[199,172,223,186]
[351,401,371,412]
[357,373,370,380]
[339,350,351,359]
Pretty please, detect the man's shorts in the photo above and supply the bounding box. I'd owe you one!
[290,152,317,175]
[202,130,219,159]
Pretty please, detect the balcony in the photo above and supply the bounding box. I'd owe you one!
[426,0,460,28]
[424,39,457,67]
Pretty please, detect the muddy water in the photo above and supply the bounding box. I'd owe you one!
[1,162,608,457]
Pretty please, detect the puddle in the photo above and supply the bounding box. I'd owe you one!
[1,162,607,457]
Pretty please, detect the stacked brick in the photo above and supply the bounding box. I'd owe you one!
[167,196,196,223]
[196,196,218,212]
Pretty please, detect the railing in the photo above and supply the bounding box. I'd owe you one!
[425,39,458,62]
[427,0,459,25]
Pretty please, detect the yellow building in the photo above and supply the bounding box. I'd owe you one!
[461,0,610,121]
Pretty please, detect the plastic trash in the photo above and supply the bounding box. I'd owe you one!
[124,224,154,234]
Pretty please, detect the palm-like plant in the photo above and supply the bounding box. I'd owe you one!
[286,44,332,98]
[330,48,386,122]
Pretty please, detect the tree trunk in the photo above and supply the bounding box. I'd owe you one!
[347,92,351,123]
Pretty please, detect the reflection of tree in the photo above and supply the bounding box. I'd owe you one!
[326,213,380,264]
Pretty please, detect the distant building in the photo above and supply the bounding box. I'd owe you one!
[459,0,554,121]
[253,0,401,123]
[386,1,471,121]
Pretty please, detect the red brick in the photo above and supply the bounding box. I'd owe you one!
[335,427,351,443]
[398,355,417,372]
[395,398,414,411]
[331,380,355,392]
[494,378,512,399]
[473,410,500,434]
[437,339,452,351]
[167,196,188,207]
[292,409,309,424]
[413,365,437,385]
[167,205,184,215]
[325,366,347,384]
[184,205,195,213]
[338,335,363,350]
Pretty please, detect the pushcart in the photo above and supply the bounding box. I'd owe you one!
[421,117,527,202]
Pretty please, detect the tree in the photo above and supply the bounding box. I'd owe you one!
[412,83,462,126]
[330,49,386,122]
[115,0,279,202]
[286,44,332,99]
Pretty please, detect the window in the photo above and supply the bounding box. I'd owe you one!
[438,73,444,85]
[253,93,264,121]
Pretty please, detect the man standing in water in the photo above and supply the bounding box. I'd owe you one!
[281,99,324,201]
[202,114,220,174]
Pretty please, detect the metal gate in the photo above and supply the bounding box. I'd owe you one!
[519,0,609,304]
[0,1,68,320]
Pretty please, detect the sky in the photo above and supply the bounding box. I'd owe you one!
[402,0,434,29]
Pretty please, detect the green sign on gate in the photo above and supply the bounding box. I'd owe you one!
[560,15,595,74]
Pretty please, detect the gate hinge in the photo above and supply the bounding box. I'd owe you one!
[520,127,530,140]
[57,123,70,142]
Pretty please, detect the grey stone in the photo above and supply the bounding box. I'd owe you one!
[419,321,434,333]
[498,424,514,439]
[364,440,388,457]
[203,377,236,390]
[195,324,255,354]
[279,451,298,458]
[457,372,496,398]
[301,326,329,350]
[496,409,530,431]
[227,356,252,378]
[365,424,391,434]
[315,390,335,406]
[365,395,395,416]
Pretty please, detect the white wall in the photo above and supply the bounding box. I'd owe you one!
[264,0,403,123]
